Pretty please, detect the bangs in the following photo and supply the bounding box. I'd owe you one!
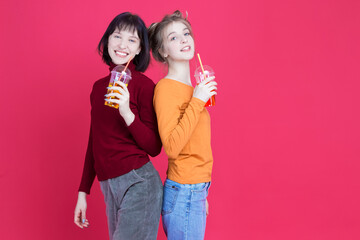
[116,22,137,34]
[112,16,139,36]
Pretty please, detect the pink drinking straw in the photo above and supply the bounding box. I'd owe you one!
[117,55,133,81]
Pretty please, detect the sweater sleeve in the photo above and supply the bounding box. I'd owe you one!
[78,126,96,194]
[153,82,205,159]
[127,79,162,157]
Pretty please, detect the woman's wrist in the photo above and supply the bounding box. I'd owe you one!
[121,111,135,126]
[78,191,87,199]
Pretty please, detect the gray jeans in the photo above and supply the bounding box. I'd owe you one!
[100,162,163,240]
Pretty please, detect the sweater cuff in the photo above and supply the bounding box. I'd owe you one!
[191,97,206,110]
[127,114,141,133]
[78,185,91,195]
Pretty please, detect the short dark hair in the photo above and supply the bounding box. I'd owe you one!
[98,12,150,72]
[148,10,193,63]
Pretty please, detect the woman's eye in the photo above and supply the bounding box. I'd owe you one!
[184,32,190,36]
[170,36,176,41]
[114,35,120,38]
[129,39,136,43]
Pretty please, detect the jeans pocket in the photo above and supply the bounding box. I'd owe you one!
[131,168,146,182]
[191,182,210,201]
[161,183,179,215]
[109,170,146,206]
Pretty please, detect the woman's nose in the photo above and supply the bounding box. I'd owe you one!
[181,36,188,44]
[119,39,126,49]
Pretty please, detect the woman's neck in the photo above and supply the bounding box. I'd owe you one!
[165,60,192,86]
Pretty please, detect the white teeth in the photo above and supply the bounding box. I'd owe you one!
[115,51,128,56]
[181,46,190,51]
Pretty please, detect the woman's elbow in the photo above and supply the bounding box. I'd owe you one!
[147,139,162,157]
[148,143,162,157]
[164,146,180,159]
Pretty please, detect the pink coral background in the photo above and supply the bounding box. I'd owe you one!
[1,0,360,239]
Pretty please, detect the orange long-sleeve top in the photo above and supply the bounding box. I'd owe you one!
[153,78,213,184]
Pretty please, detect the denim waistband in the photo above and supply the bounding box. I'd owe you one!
[165,178,211,191]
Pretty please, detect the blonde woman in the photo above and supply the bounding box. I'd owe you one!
[149,10,217,240]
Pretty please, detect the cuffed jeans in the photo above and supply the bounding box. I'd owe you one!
[162,179,211,240]
[100,162,163,240]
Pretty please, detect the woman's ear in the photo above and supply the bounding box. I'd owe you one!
[159,47,167,58]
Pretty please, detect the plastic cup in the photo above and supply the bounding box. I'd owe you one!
[104,65,132,109]
[194,65,215,107]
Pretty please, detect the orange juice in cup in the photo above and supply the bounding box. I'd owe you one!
[105,65,132,109]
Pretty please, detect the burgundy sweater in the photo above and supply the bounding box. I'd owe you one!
[78,62,162,194]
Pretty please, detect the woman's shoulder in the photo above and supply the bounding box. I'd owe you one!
[90,75,109,93]
[93,75,109,86]
[155,78,192,92]
[155,78,176,89]
[154,79,191,101]
[154,78,171,94]
[132,71,155,88]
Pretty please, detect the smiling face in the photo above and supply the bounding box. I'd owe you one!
[107,28,141,65]
[161,21,195,63]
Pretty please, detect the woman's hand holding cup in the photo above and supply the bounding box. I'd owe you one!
[105,81,135,125]
[193,76,217,104]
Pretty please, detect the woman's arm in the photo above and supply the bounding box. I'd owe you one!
[127,81,162,157]
[78,126,96,194]
[106,80,162,157]
[153,83,205,159]
[74,125,94,229]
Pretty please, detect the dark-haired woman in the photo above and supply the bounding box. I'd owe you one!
[74,12,163,240]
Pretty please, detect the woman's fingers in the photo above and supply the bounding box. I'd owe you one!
[206,80,217,87]
[74,210,83,228]
[200,76,216,85]
[105,92,123,99]
[81,209,86,225]
[107,86,127,96]
[74,210,89,229]
[117,81,130,94]
[193,76,218,103]
[82,219,90,228]
[208,85,218,91]
[110,81,129,94]
[206,76,216,82]
[199,83,217,95]
[105,95,127,103]
[114,80,127,88]
[199,79,217,90]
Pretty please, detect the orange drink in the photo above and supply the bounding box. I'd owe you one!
[105,65,132,109]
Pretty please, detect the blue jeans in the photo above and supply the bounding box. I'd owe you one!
[162,179,210,240]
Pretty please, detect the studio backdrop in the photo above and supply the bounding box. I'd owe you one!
[1,0,359,239]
